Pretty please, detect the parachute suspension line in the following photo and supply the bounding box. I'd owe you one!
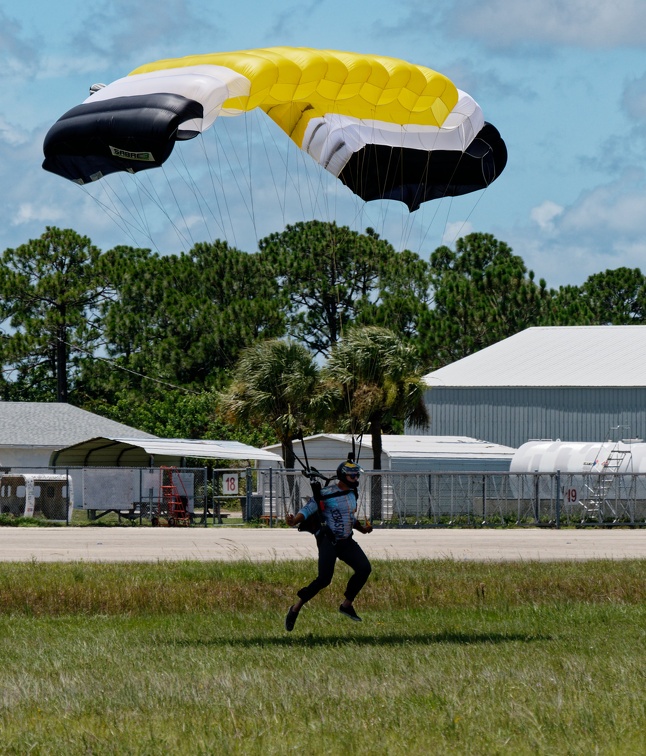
[212,115,258,243]
[98,166,180,250]
[55,337,200,395]
[203,127,238,248]
[243,111,258,243]
[194,134,231,241]
[444,186,488,246]
[79,182,149,250]
[155,165,196,250]
[107,173,154,243]
[256,112,288,226]
[170,143,222,246]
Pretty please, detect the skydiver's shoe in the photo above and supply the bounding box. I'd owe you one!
[339,603,362,622]
[285,605,299,632]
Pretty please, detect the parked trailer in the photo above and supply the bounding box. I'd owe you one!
[0,473,73,522]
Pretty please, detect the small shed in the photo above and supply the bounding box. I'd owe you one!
[262,434,517,474]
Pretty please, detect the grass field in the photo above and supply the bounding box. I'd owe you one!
[0,559,645,755]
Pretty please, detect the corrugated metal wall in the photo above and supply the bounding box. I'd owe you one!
[423,387,646,448]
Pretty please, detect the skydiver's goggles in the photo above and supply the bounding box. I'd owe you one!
[339,462,362,479]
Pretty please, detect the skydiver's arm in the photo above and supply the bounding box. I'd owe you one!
[286,497,317,527]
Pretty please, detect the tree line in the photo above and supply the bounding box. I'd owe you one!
[1,222,645,462]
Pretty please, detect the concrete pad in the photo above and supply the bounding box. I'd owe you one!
[0,526,644,562]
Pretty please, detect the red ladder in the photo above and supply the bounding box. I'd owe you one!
[159,466,190,527]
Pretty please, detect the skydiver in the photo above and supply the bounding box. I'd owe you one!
[284,461,372,631]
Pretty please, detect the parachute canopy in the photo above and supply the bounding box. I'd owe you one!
[42,47,507,211]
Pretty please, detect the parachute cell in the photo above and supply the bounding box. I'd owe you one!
[42,47,507,210]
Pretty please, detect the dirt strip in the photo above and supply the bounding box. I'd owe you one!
[0,527,644,562]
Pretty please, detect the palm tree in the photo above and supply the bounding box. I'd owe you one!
[323,326,430,518]
[218,339,320,469]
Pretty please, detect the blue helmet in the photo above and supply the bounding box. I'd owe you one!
[336,460,362,488]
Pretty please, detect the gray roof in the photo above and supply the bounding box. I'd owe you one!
[0,402,156,448]
[424,326,646,388]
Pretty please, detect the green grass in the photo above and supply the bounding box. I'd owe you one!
[0,560,645,755]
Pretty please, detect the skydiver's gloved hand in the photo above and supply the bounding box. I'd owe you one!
[286,512,304,527]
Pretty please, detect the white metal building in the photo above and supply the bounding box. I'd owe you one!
[262,433,516,474]
[422,326,646,449]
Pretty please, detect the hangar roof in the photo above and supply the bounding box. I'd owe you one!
[423,326,646,388]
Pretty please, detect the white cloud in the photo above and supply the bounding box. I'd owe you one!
[77,0,221,62]
[450,0,646,50]
[0,116,29,146]
[560,173,646,236]
[35,53,110,81]
[530,200,564,232]
[0,9,40,75]
[11,203,65,227]
[507,170,646,286]
[443,220,474,245]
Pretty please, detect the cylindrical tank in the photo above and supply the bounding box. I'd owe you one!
[510,440,646,474]
[510,439,646,520]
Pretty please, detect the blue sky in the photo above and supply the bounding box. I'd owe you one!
[3,0,646,287]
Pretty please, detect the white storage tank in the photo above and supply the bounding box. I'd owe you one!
[510,439,646,521]
[510,439,645,474]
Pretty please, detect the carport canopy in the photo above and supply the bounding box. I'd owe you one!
[50,437,283,467]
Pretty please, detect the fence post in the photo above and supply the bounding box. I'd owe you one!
[202,467,208,527]
[269,467,273,527]
[555,470,561,530]
[245,467,252,521]
[66,467,71,525]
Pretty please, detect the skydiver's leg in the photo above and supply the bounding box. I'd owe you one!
[287,535,338,630]
[295,534,337,605]
[336,537,372,604]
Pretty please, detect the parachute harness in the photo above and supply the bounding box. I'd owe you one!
[292,430,363,539]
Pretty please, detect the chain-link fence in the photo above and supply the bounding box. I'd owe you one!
[4,466,646,527]
[255,469,646,527]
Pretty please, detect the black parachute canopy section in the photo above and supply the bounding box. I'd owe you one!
[42,94,204,184]
[338,123,508,212]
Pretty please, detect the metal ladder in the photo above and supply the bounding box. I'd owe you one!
[159,466,191,527]
[580,447,630,522]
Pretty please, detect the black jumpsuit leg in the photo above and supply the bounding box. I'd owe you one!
[336,537,372,602]
[297,535,371,605]
[296,534,337,604]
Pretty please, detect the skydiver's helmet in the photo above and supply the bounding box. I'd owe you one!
[336,461,362,489]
